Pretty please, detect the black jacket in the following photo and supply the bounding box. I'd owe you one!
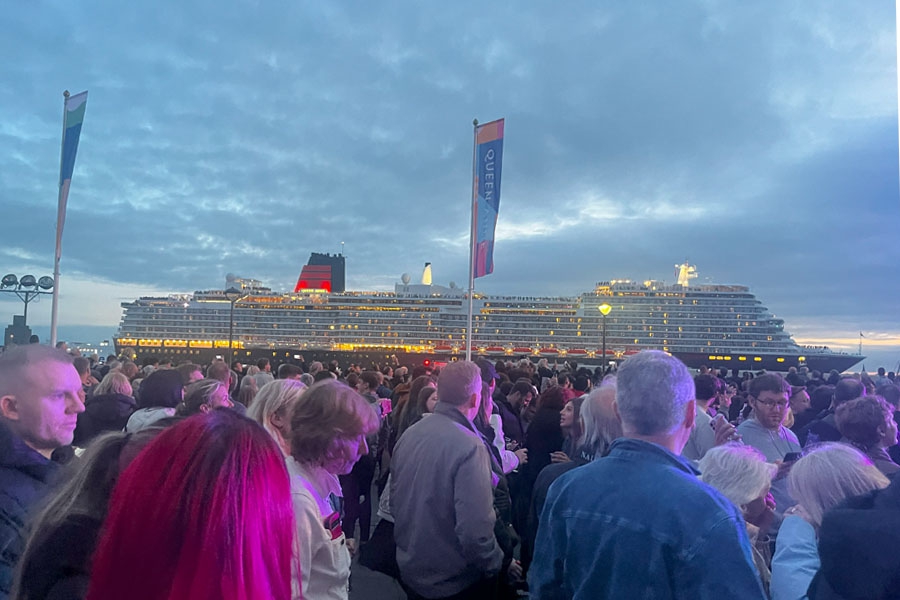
[73,393,136,447]
[808,476,900,599]
[15,514,100,600]
[0,422,60,600]
[494,396,524,448]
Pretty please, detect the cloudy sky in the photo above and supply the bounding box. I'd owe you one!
[2,1,898,368]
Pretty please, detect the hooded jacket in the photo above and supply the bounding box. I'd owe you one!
[808,477,900,599]
[0,422,60,600]
[73,393,136,446]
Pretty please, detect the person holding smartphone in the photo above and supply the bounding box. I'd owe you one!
[736,374,802,516]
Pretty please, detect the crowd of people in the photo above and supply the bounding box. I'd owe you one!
[0,342,898,599]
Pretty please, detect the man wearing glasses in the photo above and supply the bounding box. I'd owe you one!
[737,373,801,515]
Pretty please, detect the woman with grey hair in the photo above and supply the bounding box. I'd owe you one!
[700,444,777,594]
[770,443,889,600]
[246,379,306,456]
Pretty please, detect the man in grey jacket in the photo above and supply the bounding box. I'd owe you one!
[390,360,502,600]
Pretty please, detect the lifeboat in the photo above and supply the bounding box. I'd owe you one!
[485,346,505,354]
[434,345,453,353]
[624,350,639,356]
[539,348,559,354]
[512,347,533,354]
[567,349,588,355]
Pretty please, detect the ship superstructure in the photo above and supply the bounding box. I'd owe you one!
[115,258,863,372]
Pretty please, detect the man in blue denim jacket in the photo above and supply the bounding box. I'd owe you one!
[529,350,766,600]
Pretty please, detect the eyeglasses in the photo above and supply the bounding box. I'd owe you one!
[754,398,789,409]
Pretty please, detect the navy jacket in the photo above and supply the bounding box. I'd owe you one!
[529,438,766,600]
[0,422,60,600]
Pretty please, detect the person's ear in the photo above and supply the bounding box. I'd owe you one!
[612,399,621,422]
[270,411,284,428]
[683,399,696,430]
[200,404,211,414]
[0,395,20,421]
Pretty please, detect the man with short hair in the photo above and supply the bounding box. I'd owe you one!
[0,346,84,599]
[736,373,801,514]
[391,361,502,599]
[800,377,865,446]
[277,363,303,380]
[529,351,764,600]
[683,374,737,462]
[253,358,275,388]
[496,379,533,448]
[175,362,203,386]
[207,359,231,385]
[356,371,381,403]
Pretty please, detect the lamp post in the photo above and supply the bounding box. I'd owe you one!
[599,302,612,374]
[0,274,55,326]
[224,287,245,367]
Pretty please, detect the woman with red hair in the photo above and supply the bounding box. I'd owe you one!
[86,410,297,600]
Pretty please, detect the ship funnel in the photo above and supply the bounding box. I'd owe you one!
[675,261,697,287]
[421,263,432,285]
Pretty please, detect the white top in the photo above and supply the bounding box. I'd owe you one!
[489,413,519,473]
[287,458,351,600]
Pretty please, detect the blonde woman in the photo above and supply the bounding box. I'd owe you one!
[770,443,889,600]
[247,379,306,456]
[74,372,136,446]
[700,444,778,594]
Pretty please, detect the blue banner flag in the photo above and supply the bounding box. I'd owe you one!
[57,91,87,257]
[473,118,504,278]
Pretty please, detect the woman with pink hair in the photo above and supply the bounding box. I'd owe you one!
[86,411,297,600]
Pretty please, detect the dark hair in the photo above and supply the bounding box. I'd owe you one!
[834,378,865,407]
[537,386,566,412]
[175,363,201,386]
[836,396,893,451]
[359,371,380,390]
[509,380,534,398]
[694,374,719,401]
[876,384,900,409]
[810,385,835,413]
[748,373,790,399]
[574,376,590,392]
[277,363,303,379]
[393,376,437,442]
[313,370,336,382]
[137,369,184,409]
[256,358,270,370]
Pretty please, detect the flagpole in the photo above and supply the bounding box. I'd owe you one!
[466,118,479,362]
[50,90,70,348]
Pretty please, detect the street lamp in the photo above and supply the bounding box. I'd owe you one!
[0,274,55,326]
[224,287,246,367]
[599,302,612,374]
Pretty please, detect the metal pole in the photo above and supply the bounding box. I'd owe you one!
[466,118,479,362]
[50,91,70,347]
[602,313,607,374]
[228,300,236,367]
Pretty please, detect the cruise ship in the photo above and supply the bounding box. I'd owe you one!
[114,254,863,373]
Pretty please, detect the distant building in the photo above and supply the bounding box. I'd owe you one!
[4,315,32,348]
